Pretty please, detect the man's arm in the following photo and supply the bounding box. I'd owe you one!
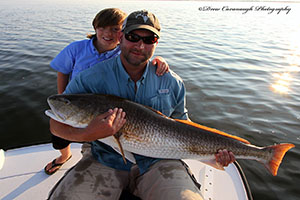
[170,78,189,120]
[50,108,126,142]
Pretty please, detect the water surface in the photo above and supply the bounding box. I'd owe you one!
[0,1,299,199]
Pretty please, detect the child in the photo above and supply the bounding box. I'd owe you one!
[45,8,169,175]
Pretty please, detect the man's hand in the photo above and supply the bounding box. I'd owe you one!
[215,149,236,167]
[84,108,126,140]
[151,56,169,76]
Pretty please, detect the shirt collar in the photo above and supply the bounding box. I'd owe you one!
[90,36,97,54]
[105,45,120,59]
[90,36,120,59]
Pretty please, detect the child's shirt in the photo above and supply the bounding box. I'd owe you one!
[50,37,120,80]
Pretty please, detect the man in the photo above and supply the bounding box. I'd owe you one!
[48,10,235,200]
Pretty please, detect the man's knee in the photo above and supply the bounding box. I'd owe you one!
[135,160,202,200]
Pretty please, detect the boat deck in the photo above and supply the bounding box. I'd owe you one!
[0,143,82,200]
[0,143,251,200]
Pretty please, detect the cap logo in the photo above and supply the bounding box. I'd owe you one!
[122,10,160,38]
[135,13,149,23]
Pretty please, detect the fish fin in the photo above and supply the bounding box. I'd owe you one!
[144,105,168,117]
[264,143,295,176]
[99,137,136,164]
[122,151,136,164]
[152,109,165,116]
[175,119,250,144]
[113,135,127,165]
[110,148,136,164]
[201,159,225,171]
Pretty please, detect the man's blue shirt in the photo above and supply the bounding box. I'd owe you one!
[50,37,120,80]
[65,55,188,174]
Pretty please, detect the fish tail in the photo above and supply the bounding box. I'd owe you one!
[264,143,294,176]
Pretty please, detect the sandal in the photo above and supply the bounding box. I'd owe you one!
[44,155,72,175]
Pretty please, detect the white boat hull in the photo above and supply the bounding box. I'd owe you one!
[0,143,251,200]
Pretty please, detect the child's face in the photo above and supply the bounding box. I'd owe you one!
[95,24,122,52]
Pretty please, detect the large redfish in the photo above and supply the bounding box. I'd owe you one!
[46,94,294,176]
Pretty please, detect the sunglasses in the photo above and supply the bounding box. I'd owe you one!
[125,33,158,45]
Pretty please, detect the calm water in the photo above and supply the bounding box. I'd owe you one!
[0,0,299,199]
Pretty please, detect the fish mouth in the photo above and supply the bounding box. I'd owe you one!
[47,98,67,122]
[49,106,66,122]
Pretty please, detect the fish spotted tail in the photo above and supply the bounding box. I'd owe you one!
[265,143,294,176]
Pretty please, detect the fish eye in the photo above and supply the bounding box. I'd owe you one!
[61,98,71,105]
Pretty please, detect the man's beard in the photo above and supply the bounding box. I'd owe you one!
[122,48,150,66]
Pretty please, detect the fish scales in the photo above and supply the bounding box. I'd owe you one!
[121,118,268,160]
[47,94,295,176]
